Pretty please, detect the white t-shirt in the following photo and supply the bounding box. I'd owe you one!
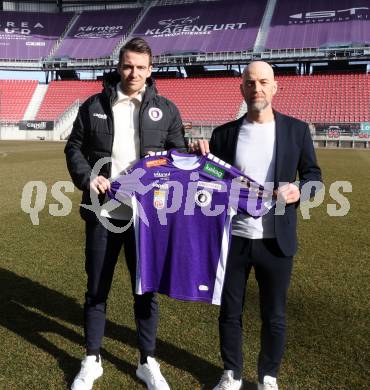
[232,118,276,239]
[100,83,144,220]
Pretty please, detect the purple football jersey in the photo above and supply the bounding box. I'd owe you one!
[110,150,274,304]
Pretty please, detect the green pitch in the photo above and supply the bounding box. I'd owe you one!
[0,141,368,389]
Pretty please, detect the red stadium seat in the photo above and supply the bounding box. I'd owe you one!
[0,80,38,122]
[274,73,369,124]
[2,73,368,126]
[36,80,102,121]
[155,77,243,125]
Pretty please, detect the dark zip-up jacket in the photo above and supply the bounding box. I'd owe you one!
[65,72,187,220]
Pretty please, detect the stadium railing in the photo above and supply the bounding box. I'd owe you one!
[1,46,369,71]
[153,46,369,67]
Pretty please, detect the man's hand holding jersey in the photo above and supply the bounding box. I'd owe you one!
[275,183,300,204]
[188,139,210,155]
[90,175,111,195]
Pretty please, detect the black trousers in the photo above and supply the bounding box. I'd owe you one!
[84,219,158,356]
[219,236,293,383]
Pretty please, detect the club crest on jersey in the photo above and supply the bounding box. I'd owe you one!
[194,189,212,207]
[203,162,225,179]
[148,107,163,121]
[153,190,166,209]
[146,158,167,168]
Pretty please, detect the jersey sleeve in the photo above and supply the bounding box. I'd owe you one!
[108,153,169,203]
[108,160,148,203]
[228,167,275,218]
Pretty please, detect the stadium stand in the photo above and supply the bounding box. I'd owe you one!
[266,0,370,49]
[157,72,370,126]
[54,8,143,59]
[35,80,101,121]
[32,72,369,126]
[1,1,368,63]
[0,11,74,60]
[273,73,370,124]
[5,73,370,124]
[132,0,267,55]
[0,0,369,147]
[33,76,243,124]
[155,77,242,124]
[0,80,38,122]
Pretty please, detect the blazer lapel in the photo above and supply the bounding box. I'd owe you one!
[274,111,287,188]
[231,115,245,164]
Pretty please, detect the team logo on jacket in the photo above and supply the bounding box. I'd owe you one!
[194,189,212,207]
[153,190,166,209]
[149,107,163,121]
[93,113,107,120]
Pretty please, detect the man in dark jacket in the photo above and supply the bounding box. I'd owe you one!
[192,61,321,390]
[65,38,186,390]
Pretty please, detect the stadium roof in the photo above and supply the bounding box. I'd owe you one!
[0,0,143,11]
[4,0,141,3]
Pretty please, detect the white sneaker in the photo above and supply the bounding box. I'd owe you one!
[257,375,278,390]
[136,356,170,390]
[212,370,243,390]
[71,355,103,390]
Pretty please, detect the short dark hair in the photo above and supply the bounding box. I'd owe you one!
[118,38,152,65]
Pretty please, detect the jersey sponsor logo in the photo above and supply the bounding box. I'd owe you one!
[146,158,167,168]
[148,107,163,121]
[153,190,166,209]
[154,171,171,178]
[198,284,209,291]
[152,182,169,190]
[203,163,225,179]
[92,113,107,119]
[197,181,222,191]
[194,189,212,207]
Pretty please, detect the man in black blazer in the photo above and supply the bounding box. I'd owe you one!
[194,61,322,390]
